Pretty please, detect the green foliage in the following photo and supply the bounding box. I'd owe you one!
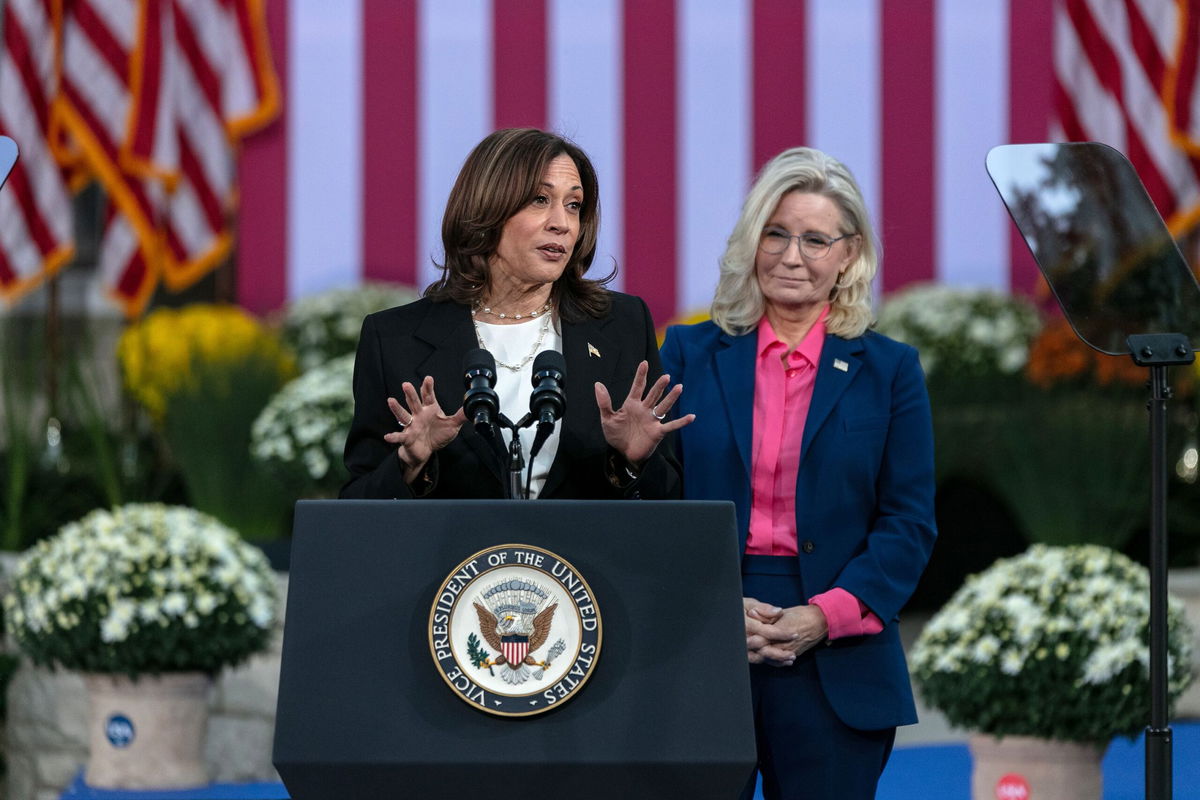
[912,545,1194,744]
[931,381,1146,549]
[0,343,35,551]
[0,316,185,552]
[117,304,297,542]
[161,354,292,541]
[467,632,493,675]
[64,358,123,507]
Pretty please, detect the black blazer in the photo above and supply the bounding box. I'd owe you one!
[340,292,682,500]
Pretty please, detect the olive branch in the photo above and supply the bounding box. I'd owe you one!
[467,633,494,675]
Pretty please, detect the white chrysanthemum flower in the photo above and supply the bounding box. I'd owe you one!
[195,593,218,615]
[251,353,355,493]
[248,596,274,629]
[100,600,137,643]
[162,592,188,616]
[874,283,1041,378]
[1000,650,1025,675]
[281,283,418,371]
[3,503,280,675]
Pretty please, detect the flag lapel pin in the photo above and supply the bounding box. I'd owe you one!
[588,343,601,358]
[833,358,849,372]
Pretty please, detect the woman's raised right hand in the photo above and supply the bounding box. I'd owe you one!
[382,376,467,484]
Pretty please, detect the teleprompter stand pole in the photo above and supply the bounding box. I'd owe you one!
[1127,332,1194,800]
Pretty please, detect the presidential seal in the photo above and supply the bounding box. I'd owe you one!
[429,544,602,717]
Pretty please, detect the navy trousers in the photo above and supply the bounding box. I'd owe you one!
[739,555,895,800]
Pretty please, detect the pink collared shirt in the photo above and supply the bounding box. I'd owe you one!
[746,308,883,641]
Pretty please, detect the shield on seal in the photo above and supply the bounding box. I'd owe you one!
[501,635,529,666]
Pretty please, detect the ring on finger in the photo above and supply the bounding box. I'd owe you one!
[651,409,667,421]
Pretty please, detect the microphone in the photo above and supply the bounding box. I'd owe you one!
[526,350,566,474]
[463,348,500,437]
[529,350,566,430]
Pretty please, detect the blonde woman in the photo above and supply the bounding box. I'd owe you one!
[660,147,936,800]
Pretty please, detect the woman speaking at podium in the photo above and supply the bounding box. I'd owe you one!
[660,147,937,800]
[340,128,692,501]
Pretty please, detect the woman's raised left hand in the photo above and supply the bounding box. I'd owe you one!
[594,360,695,465]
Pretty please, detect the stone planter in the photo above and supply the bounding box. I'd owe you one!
[84,672,211,789]
[969,734,1104,800]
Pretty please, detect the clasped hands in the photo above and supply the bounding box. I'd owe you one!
[382,360,696,485]
[743,597,829,666]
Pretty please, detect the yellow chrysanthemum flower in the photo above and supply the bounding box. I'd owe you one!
[117,305,297,421]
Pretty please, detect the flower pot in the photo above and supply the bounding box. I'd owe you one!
[1169,567,1200,717]
[83,672,211,789]
[969,735,1104,800]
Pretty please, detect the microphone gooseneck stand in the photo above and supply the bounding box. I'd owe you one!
[494,411,558,500]
[1127,332,1194,800]
[495,413,533,500]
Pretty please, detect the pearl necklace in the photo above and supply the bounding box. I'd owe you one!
[472,309,552,372]
[473,301,552,321]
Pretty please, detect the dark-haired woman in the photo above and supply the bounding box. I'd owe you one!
[340,128,693,500]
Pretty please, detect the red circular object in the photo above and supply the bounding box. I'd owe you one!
[995,773,1031,800]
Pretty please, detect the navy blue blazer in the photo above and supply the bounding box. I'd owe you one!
[659,320,936,730]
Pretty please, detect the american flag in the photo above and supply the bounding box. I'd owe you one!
[1055,0,1200,237]
[3,0,1199,324]
[0,0,74,302]
[235,0,1200,328]
[237,0,1058,326]
[56,0,167,315]
[0,0,276,316]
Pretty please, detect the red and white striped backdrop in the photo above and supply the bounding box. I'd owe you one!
[234,0,1057,326]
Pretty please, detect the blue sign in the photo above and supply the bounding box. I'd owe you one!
[105,714,135,748]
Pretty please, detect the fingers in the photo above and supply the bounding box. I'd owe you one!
[757,645,797,666]
[401,381,422,412]
[625,360,649,403]
[659,413,696,433]
[646,379,697,430]
[387,396,410,425]
[746,600,784,623]
[747,640,797,667]
[594,381,614,416]
[419,375,436,406]
[745,616,793,641]
[750,620,798,644]
[650,380,681,414]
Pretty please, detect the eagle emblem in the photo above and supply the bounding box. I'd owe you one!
[469,578,564,685]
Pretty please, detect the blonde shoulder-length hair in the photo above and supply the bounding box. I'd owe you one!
[710,147,878,339]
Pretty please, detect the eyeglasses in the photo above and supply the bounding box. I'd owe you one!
[759,228,854,259]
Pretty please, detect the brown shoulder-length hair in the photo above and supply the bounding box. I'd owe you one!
[424,128,612,321]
